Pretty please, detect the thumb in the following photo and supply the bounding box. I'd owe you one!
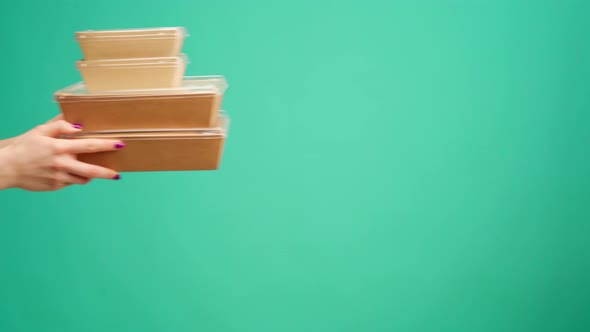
[45,114,64,124]
[36,120,82,138]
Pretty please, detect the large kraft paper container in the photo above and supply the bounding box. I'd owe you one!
[61,112,229,172]
[77,56,187,93]
[54,76,228,131]
[76,27,186,60]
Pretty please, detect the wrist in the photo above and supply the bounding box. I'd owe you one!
[0,146,18,190]
[0,137,15,149]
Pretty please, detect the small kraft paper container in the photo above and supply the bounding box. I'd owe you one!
[76,27,187,60]
[77,55,187,93]
[54,76,228,131]
[61,112,230,172]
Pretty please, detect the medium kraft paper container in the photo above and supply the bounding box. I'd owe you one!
[54,76,227,131]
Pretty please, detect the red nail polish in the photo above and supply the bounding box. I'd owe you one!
[113,174,121,180]
[73,123,83,129]
[115,142,125,149]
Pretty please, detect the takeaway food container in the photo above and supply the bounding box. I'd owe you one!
[77,55,187,93]
[76,27,187,60]
[61,112,230,172]
[54,76,228,131]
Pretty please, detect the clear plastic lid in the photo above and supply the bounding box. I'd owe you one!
[55,75,227,100]
[76,27,188,40]
[76,54,188,69]
[60,111,230,139]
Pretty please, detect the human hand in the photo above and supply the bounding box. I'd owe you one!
[0,118,124,191]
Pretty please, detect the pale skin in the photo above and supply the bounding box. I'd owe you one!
[0,115,124,192]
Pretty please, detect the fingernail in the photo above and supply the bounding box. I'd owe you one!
[113,174,121,180]
[73,123,83,129]
[115,142,125,149]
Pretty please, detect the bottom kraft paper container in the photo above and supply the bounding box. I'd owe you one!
[62,112,229,172]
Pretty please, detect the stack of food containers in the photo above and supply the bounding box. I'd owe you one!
[54,27,229,172]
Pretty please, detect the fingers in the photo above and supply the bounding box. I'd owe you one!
[35,120,124,182]
[36,120,82,137]
[62,158,120,180]
[30,174,88,192]
[55,172,91,185]
[58,138,125,154]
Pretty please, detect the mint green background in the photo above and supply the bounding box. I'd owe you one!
[1,1,589,331]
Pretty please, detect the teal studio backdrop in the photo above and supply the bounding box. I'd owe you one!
[1,1,589,331]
